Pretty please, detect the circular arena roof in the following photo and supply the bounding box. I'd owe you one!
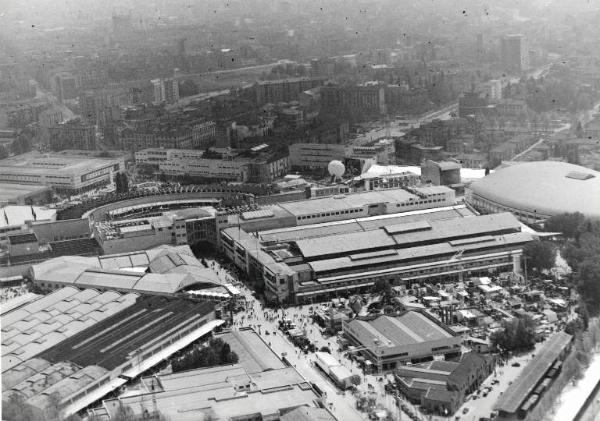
[469,161,600,219]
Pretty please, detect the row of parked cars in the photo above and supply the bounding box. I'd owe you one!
[278,318,330,354]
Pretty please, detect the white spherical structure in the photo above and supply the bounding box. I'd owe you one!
[328,160,345,178]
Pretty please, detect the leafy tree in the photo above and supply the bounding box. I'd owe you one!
[114,173,130,194]
[490,315,536,352]
[172,338,238,372]
[575,120,584,138]
[577,258,600,315]
[0,145,8,159]
[112,404,136,421]
[383,304,397,315]
[374,279,394,305]
[524,240,556,273]
[563,242,587,270]
[544,212,585,239]
[114,173,122,193]
[349,374,362,386]
[565,318,585,336]
[219,342,232,363]
[120,172,129,193]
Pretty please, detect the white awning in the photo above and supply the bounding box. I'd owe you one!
[61,319,225,417]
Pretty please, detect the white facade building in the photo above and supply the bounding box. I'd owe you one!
[0,151,124,192]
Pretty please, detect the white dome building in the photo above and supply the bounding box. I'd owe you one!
[467,161,600,223]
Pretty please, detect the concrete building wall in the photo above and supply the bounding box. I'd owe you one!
[97,229,173,255]
[289,143,346,169]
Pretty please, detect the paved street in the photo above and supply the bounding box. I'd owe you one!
[231,291,365,421]
[204,253,408,420]
[349,102,458,146]
[441,343,548,421]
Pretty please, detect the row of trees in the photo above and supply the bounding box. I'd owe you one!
[523,240,557,274]
[172,338,238,372]
[545,213,600,315]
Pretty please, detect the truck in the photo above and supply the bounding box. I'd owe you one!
[314,352,358,389]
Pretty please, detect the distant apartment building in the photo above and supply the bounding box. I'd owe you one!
[136,147,288,183]
[455,153,487,169]
[489,143,517,167]
[501,34,529,73]
[396,139,444,165]
[228,117,274,145]
[7,102,53,129]
[48,118,96,150]
[310,57,335,78]
[80,87,131,124]
[277,107,304,129]
[289,143,346,170]
[584,118,600,138]
[128,83,155,105]
[160,155,247,181]
[151,78,180,104]
[489,135,536,167]
[446,135,475,154]
[191,121,217,148]
[458,92,493,118]
[349,139,396,165]
[135,148,206,165]
[496,98,528,116]
[119,120,215,151]
[53,72,78,102]
[487,79,503,102]
[321,82,386,115]
[254,77,325,105]
[38,108,64,128]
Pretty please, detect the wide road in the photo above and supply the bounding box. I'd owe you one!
[177,60,294,80]
[232,292,365,421]
[349,102,458,146]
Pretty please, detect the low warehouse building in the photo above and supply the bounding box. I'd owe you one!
[395,352,495,415]
[91,328,332,421]
[1,287,222,419]
[28,245,237,302]
[343,310,462,372]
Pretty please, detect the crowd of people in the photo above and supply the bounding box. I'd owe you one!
[0,284,29,304]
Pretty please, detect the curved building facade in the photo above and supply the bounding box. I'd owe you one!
[467,161,600,223]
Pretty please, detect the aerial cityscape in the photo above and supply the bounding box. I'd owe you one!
[2,1,600,420]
